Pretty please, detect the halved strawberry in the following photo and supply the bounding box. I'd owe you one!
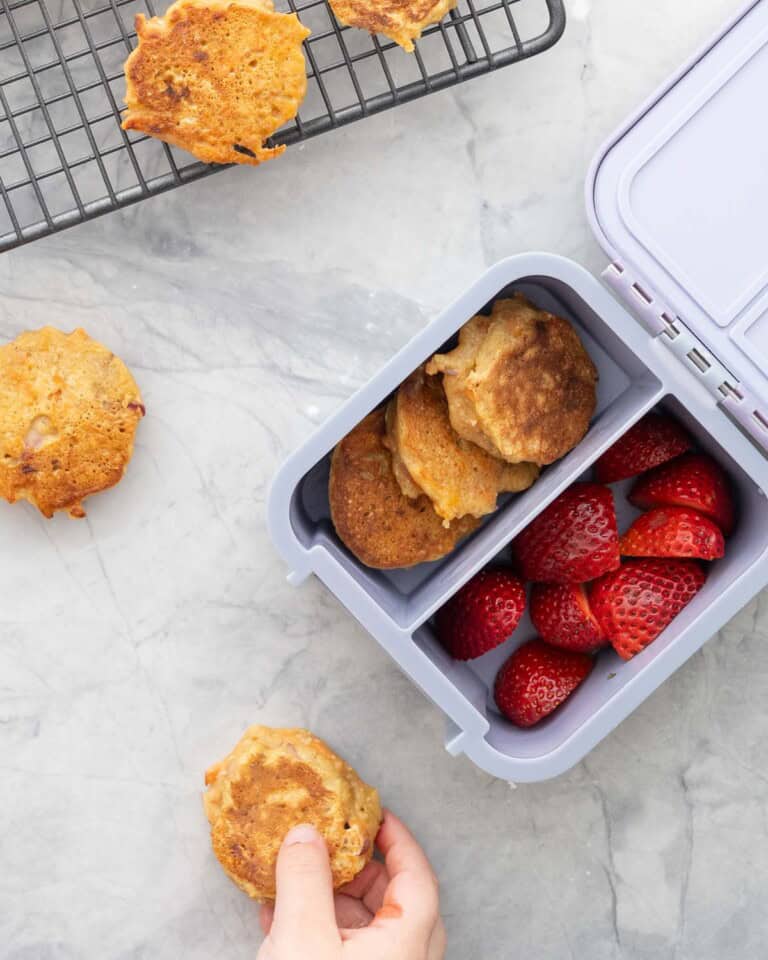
[436,568,526,661]
[590,558,707,660]
[529,582,607,653]
[494,639,594,728]
[595,412,692,483]
[620,507,725,560]
[511,483,620,583]
[629,453,735,535]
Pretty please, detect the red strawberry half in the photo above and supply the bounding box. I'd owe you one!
[595,412,692,483]
[436,568,526,660]
[494,639,594,728]
[530,582,607,653]
[590,558,707,661]
[621,507,725,561]
[629,453,735,535]
[512,483,620,583]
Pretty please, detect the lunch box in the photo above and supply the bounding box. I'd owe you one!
[268,0,768,782]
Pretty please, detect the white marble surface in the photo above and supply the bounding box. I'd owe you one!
[3,1,768,957]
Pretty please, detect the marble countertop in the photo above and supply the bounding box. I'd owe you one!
[3,1,768,957]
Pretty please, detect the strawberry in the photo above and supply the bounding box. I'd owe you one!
[529,582,607,653]
[494,639,594,728]
[620,507,725,561]
[590,558,707,660]
[595,412,692,483]
[436,568,526,660]
[511,483,620,583]
[629,453,735,535]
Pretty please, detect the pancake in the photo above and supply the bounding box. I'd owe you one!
[122,0,310,165]
[426,294,598,466]
[204,726,381,902]
[328,0,457,52]
[0,327,144,519]
[329,406,479,568]
[384,366,539,523]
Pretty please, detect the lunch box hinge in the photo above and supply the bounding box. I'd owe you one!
[662,318,768,457]
[603,261,768,457]
[602,261,674,336]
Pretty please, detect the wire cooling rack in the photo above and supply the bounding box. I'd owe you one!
[0,0,565,251]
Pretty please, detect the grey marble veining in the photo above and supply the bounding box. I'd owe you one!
[2,2,768,958]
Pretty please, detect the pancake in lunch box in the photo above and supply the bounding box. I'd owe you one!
[384,366,539,523]
[426,294,598,465]
[0,327,145,519]
[329,406,479,568]
[122,0,310,165]
[204,726,381,902]
[328,0,457,52]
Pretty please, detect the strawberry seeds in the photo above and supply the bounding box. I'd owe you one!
[434,411,734,728]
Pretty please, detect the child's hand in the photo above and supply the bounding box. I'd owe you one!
[257,810,446,960]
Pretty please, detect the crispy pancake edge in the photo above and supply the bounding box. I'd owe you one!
[204,726,381,901]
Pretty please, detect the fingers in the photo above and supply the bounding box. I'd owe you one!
[262,891,374,936]
[264,814,442,956]
[259,903,274,936]
[337,860,389,915]
[268,824,340,951]
[376,810,439,899]
[373,811,440,938]
[333,893,374,930]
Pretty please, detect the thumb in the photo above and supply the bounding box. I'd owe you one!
[270,824,339,951]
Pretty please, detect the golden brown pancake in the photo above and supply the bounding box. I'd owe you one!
[426,295,598,466]
[0,327,144,519]
[122,0,310,165]
[328,0,457,52]
[384,366,539,523]
[204,726,381,902]
[329,407,479,568]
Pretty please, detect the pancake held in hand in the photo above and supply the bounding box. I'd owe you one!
[122,0,310,165]
[204,726,381,902]
[328,0,457,52]
[329,407,479,568]
[384,366,539,523]
[0,327,144,519]
[427,294,598,466]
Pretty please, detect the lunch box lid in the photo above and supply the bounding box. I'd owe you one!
[587,0,768,456]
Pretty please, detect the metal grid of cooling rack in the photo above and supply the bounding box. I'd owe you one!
[0,0,565,252]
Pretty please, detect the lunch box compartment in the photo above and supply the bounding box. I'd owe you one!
[287,271,663,631]
[413,393,768,763]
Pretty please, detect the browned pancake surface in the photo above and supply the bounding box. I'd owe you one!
[123,0,309,165]
[204,726,381,902]
[0,327,144,518]
[329,407,479,568]
[384,366,539,522]
[328,0,457,52]
[427,294,598,465]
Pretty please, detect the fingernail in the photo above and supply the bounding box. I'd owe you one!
[284,824,320,846]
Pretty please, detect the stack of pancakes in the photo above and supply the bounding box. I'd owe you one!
[329,294,598,569]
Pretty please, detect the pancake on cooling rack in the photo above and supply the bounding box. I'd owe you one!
[329,406,480,569]
[0,327,144,519]
[204,726,382,902]
[328,0,457,52]
[384,365,539,524]
[427,294,598,466]
[122,0,310,165]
